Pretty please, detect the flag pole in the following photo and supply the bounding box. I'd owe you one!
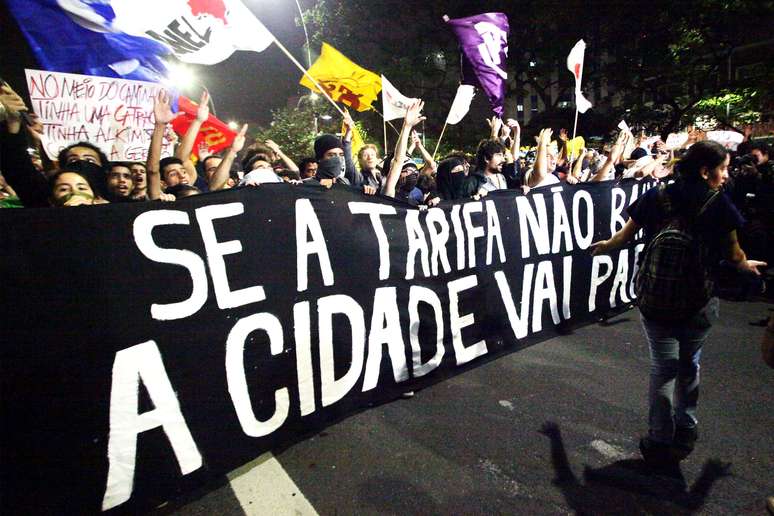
[383,116,388,155]
[270,36,345,117]
[571,106,579,161]
[432,121,448,161]
[369,106,401,136]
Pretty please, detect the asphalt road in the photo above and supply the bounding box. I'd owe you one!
[173,299,773,515]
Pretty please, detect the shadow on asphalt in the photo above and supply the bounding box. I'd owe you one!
[540,421,732,515]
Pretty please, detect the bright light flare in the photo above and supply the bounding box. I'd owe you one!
[228,121,239,130]
[165,62,196,89]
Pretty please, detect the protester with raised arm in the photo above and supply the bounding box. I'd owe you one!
[146,89,178,201]
[264,139,299,173]
[588,130,629,182]
[526,128,560,188]
[209,124,248,190]
[409,131,437,175]
[174,90,210,187]
[383,100,425,199]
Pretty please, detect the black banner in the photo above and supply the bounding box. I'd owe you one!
[0,179,653,512]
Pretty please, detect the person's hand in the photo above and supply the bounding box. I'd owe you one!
[319,178,334,189]
[25,112,44,142]
[566,174,579,185]
[153,89,178,126]
[520,185,531,195]
[197,141,211,160]
[230,124,248,153]
[0,84,27,116]
[411,131,422,148]
[159,192,176,202]
[589,240,612,256]
[737,259,767,276]
[264,138,282,155]
[405,99,426,128]
[505,118,521,135]
[499,123,511,141]
[424,194,441,207]
[538,128,553,146]
[63,195,92,207]
[363,185,377,195]
[472,189,488,200]
[196,90,210,123]
[486,116,503,140]
[342,109,354,131]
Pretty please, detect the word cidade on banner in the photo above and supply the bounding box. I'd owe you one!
[0,180,654,513]
[24,69,174,162]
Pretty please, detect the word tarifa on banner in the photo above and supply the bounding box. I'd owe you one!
[100,182,654,510]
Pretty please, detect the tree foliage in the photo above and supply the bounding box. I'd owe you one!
[289,0,774,151]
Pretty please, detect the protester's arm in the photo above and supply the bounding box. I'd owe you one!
[0,84,50,207]
[487,116,502,141]
[526,128,552,188]
[589,131,628,182]
[412,131,437,173]
[147,89,178,200]
[721,230,767,275]
[506,119,521,165]
[175,91,209,185]
[589,218,640,255]
[384,100,425,198]
[566,150,584,184]
[265,139,299,172]
[340,110,357,183]
[209,124,247,191]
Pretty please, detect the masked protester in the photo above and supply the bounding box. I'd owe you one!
[436,157,483,201]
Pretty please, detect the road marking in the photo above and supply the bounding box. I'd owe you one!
[590,439,626,460]
[227,452,319,515]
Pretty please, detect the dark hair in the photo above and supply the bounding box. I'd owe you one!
[159,157,184,179]
[57,141,109,168]
[108,161,133,171]
[675,140,728,182]
[164,183,200,198]
[475,139,505,171]
[416,173,436,194]
[276,168,301,181]
[241,150,272,171]
[750,142,770,156]
[298,157,317,172]
[201,154,222,170]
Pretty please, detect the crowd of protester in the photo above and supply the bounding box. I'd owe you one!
[0,82,771,274]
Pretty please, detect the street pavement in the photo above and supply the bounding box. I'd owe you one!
[172,300,773,515]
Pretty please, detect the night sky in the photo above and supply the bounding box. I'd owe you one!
[0,0,312,126]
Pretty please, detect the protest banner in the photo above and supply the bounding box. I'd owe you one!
[0,180,654,513]
[24,69,174,162]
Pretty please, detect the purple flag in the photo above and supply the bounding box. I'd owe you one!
[445,13,509,118]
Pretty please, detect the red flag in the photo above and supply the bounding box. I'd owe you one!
[171,95,237,158]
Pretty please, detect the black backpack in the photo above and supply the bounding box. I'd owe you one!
[635,185,720,322]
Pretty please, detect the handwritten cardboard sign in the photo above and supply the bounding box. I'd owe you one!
[25,69,174,162]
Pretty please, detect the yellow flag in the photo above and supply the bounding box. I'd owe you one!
[300,43,382,112]
[344,120,366,162]
[565,136,586,158]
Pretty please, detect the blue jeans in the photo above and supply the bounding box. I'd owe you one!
[640,307,712,444]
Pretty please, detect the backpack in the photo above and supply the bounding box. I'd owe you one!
[635,184,720,322]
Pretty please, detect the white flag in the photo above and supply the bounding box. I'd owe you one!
[381,75,417,121]
[446,85,476,125]
[566,39,592,114]
[59,0,275,65]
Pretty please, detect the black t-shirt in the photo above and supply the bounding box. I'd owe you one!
[628,182,745,264]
